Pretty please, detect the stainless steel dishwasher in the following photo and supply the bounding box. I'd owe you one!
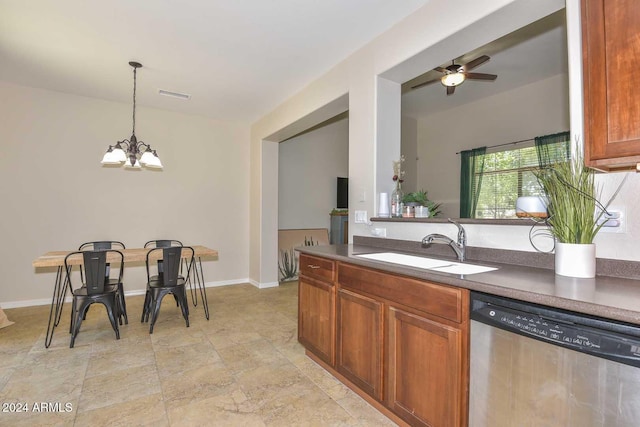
[469,291,640,427]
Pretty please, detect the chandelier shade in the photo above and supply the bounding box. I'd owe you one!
[101,61,163,169]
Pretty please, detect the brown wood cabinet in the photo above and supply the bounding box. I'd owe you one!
[336,288,384,400]
[582,0,640,171]
[388,307,466,427]
[298,255,470,427]
[298,254,336,366]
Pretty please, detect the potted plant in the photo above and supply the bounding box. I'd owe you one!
[402,190,442,218]
[535,151,626,278]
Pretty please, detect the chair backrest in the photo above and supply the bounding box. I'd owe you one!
[78,241,126,250]
[65,250,124,295]
[146,246,194,285]
[78,241,125,279]
[144,240,183,248]
[144,240,183,274]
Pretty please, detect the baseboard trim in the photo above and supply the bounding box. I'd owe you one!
[248,279,280,289]
[1,278,252,309]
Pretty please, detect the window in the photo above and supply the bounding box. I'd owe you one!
[467,134,570,219]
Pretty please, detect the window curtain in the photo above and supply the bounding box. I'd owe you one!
[535,131,570,168]
[459,147,487,218]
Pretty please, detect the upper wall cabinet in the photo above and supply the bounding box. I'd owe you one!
[582,0,640,171]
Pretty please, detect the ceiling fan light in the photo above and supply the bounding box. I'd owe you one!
[441,73,465,87]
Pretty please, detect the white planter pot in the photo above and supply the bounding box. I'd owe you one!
[554,275,596,301]
[555,242,596,278]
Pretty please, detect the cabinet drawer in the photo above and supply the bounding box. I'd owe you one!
[338,262,464,323]
[300,254,335,282]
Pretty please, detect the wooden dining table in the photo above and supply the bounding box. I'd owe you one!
[33,245,218,348]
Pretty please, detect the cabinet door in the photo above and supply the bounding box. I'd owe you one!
[336,288,384,400]
[298,275,335,365]
[582,0,640,170]
[388,307,465,427]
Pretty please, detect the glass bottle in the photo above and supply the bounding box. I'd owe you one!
[391,182,404,218]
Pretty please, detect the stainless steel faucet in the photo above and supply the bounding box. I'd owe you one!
[421,218,467,262]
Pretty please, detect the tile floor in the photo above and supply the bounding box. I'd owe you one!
[0,282,396,426]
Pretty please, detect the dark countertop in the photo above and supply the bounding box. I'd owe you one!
[297,244,640,326]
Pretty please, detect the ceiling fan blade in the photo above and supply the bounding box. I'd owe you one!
[464,55,490,71]
[411,77,442,90]
[434,66,448,73]
[446,86,455,96]
[465,72,497,81]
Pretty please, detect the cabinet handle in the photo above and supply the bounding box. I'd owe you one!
[307,264,320,269]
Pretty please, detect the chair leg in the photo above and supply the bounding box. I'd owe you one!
[103,299,120,340]
[178,288,190,328]
[118,283,128,325]
[141,290,150,323]
[69,297,77,334]
[149,292,165,334]
[70,300,87,348]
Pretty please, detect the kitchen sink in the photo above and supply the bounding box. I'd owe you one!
[426,263,497,275]
[355,252,497,275]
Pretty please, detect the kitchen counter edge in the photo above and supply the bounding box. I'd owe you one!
[296,244,640,326]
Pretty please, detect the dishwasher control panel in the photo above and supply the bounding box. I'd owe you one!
[472,301,640,368]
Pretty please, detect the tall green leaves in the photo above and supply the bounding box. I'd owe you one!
[535,151,625,244]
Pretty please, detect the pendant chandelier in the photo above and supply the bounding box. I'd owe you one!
[101,61,162,169]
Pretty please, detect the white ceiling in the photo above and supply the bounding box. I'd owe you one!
[402,10,568,119]
[0,0,429,122]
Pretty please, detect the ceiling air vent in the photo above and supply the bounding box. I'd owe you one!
[158,89,191,100]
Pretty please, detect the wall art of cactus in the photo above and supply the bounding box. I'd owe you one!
[304,236,318,246]
[278,248,298,281]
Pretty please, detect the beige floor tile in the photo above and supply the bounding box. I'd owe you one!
[78,363,161,413]
[167,389,266,427]
[337,393,398,426]
[73,393,168,427]
[160,363,236,408]
[154,340,223,379]
[0,355,86,404]
[0,406,76,427]
[85,340,156,379]
[217,339,289,374]
[2,285,398,426]
[149,326,206,350]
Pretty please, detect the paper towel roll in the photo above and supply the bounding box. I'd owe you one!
[378,193,390,218]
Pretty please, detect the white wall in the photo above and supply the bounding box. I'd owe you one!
[0,81,250,306]
[416,73,570,217]
[278,116,349,230]
[401,116,418,194]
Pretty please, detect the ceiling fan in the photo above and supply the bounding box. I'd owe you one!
[411,55,497,95]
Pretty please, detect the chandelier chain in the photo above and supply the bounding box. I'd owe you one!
[132,66,137,136]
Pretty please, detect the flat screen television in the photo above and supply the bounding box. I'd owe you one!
[337,177,348,209]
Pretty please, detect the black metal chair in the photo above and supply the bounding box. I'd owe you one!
[65,250,123,348]
[144,239,197,306]
[78,241,128,325]
[141,246,194,333]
